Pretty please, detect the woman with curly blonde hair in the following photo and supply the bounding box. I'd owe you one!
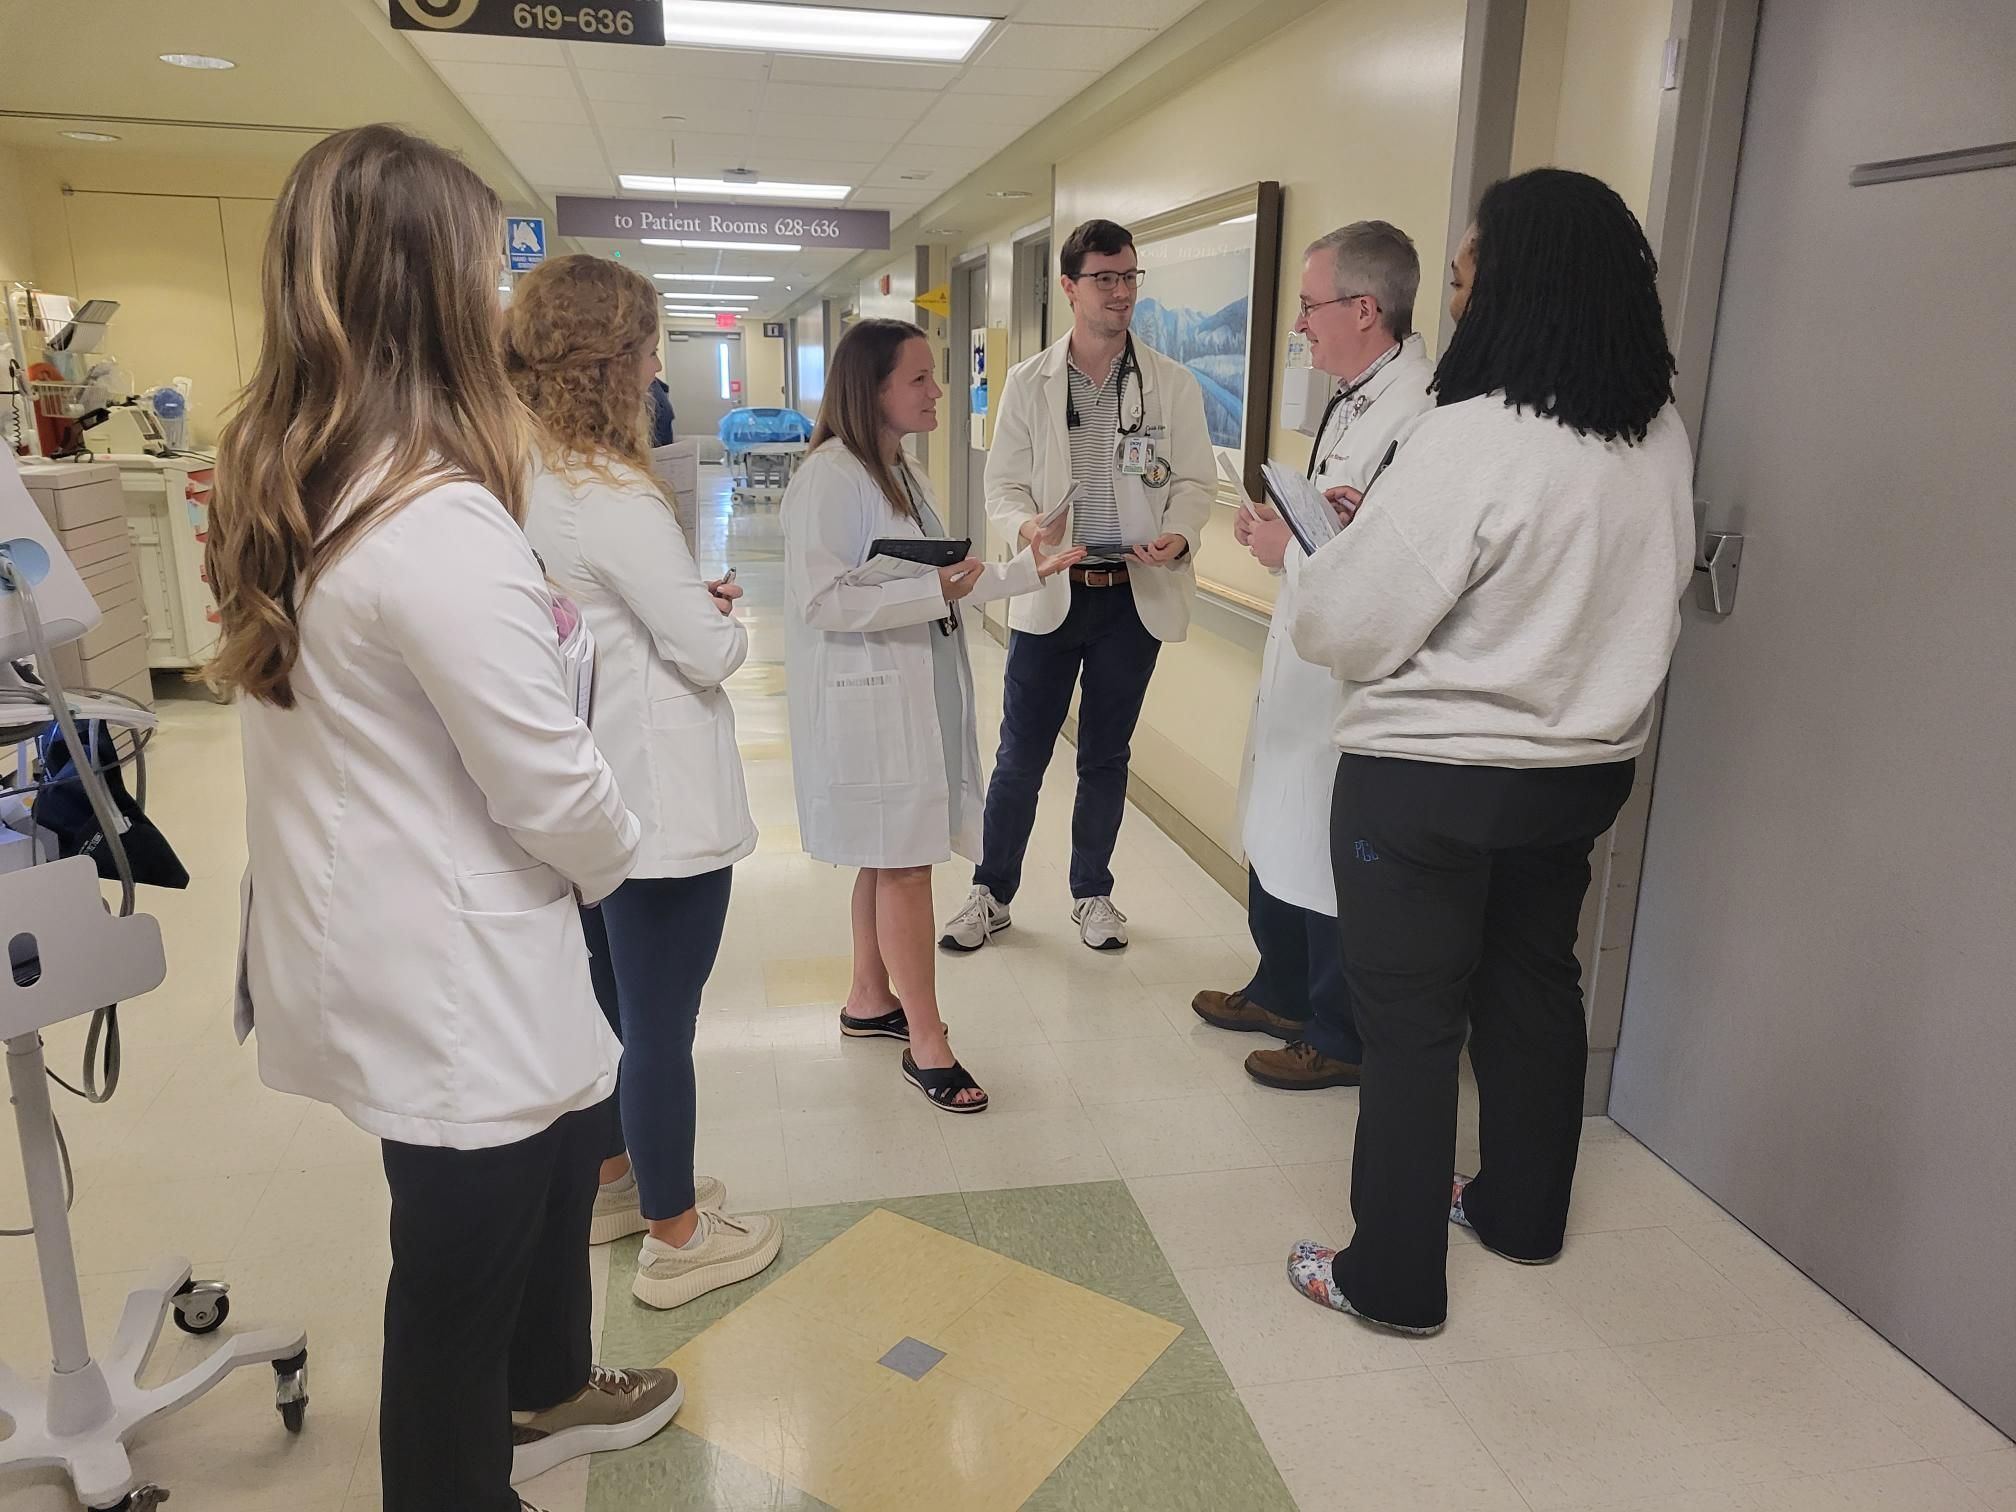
[506,253,779,1310]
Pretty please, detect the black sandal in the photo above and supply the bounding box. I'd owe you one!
[840,1005,909,1041]
[901,1051,989,1114]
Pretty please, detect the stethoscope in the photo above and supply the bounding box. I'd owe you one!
[1307,341,1401,479]
[1066,332,1147,437]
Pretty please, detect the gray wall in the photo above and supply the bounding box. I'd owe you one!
[1612,0,2016,1436]
[662,329,746,458]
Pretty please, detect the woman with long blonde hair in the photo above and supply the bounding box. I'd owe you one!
[206,125,679,1512]
[508,254,779,1311]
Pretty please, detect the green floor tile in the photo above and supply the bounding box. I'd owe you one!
[963,1181,1161,1287]
[1021,1391,1297,1512]
[587,1422,835,1512]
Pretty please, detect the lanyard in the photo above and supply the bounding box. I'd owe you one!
[899,464,960,638]
[1066,333,1145,436]
[1306,341,1402,479]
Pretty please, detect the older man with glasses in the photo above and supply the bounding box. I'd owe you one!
[940,218,1214,954]
[1192,220,1436,1090]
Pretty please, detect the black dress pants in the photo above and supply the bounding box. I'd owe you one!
[1327,754,1634,1330]
[379,1102,605,1511]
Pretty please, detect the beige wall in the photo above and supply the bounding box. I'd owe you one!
[855,243,956,501]
[15,147,289,446]
[740,318,789,408]
[0,148,33,284]
[1512,0,1670,216]
[1047,0,1469,868]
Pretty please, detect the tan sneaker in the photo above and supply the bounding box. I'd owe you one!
[632,1208,783,1310]
[590,1173,727,1246]
[509,1364,682,1483]
[1245,1041,1362,1090]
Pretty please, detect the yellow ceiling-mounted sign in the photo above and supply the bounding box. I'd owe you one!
[914,283,951,318]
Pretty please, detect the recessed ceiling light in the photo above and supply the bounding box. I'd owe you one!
[654,273,775,283]
[898,172,932,182]
[661,0,993,64]
[60,130,122,143]
[666,292,760,301]
[159,52,235,69]
[643,237,802,252]
[987,189,1032,199]
[621,174,848,201]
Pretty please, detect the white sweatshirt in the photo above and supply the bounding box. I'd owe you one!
[1291,396,1695,768]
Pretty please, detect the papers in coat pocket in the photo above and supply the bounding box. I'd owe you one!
[1259,459,1342,556]
[1034,481,1082,536]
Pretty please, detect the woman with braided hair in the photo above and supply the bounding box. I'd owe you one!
[1285,168,1696,1335]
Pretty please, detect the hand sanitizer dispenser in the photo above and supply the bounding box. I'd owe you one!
[1277,330,1332,436]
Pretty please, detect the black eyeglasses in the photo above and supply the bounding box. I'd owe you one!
[1298,291,1378,319]
[1067,270,1147,292]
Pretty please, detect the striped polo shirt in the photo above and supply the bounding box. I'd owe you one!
[1066,356,1124,554]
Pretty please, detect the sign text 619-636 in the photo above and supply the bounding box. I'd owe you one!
[388,0,665,47]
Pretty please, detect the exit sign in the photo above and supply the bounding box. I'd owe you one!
[715,312,737,329]
[389,0,664,47]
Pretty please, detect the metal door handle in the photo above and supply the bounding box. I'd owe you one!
[1694,530,1743,615]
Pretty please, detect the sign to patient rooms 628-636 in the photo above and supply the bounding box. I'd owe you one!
[556,196,892,251]
[388,0,665,46]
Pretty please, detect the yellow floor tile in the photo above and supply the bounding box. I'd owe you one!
[760,953,851,1005]
[789,1364,1082,1512]
[664,1209,1183,1510]
[761,1209,1019,1346]
[931,1265,1181,1432]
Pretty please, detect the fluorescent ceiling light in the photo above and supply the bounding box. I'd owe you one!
[661,0,993,64]
[159,52,235,69]
[60,130,122,143]
[643,237,802,252]
[620,175,847,201]
[666,292,760,301]
[664,306,748,315]
[654,273,775,283]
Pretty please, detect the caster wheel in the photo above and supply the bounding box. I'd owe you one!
[97,1487,170,1510]
[275,1347,310,1434]
[171,1280,228,1335]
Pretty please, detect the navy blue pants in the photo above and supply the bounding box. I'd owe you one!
[1243,868,1364,1064]
[975,582,1162,903]
[579,867,732,1220]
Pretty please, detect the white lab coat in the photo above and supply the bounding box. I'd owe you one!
[235,479,640,1150]
[1236,335,1434,914]
[984,332,1215,641]
[526,463,758,879]
[784,441,1041,867]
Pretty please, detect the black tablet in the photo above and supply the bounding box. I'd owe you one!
[869,537,970,568]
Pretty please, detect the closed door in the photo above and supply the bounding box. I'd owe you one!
[1611,0,2016,1436]
[950,259,987,541]
[661,332,746,457]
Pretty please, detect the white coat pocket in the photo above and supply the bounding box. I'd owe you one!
[826,671,910,788]
[456,862,569,914]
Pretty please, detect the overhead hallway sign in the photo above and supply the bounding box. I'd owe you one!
[389,0,665,47]
[556,196,891,251]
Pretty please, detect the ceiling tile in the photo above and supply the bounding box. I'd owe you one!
[591,98,758,134]
[956,63,1103,97]
[972,22,1156,70]
[429,60,581,100]
[563,42,772,78]
[869,143,990,176]
[756,84,936,122]
[747,112,912,146]
[914,91,1054,129]
[488,122,607,159]
[766,56,961,90]
[457,90,592,128]
[408,33,569,66]
[1007,0,1203,26]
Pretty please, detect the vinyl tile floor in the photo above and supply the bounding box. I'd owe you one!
[2,468,2006,1511]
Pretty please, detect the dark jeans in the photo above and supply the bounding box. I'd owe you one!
[1326,753,1634,1330]
[1243,868,1364,1064]
[580,867,733,1219]
[974,582,1162,903]
[379,1104,603,1512]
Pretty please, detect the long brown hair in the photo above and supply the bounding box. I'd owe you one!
[502,253,662,493]
[203,124,532,707]
[810,318,926,522]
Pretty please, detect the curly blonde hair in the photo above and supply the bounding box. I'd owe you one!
[502,253,662,491]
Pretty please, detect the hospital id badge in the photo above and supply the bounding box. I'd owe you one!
[1119,436,1151,476]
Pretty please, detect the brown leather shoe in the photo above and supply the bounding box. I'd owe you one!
[1191,989,1301,1038]
[1245,1041,1361,1090]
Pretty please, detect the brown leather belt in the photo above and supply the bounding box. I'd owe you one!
[1070,563,1130,588]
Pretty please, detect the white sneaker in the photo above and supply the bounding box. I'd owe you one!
[939,885,1011,951]
[1072,896,1129,951]
[590,1173,726,1246]
[631,1208,783,1310]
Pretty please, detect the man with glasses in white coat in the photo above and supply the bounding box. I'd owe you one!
[941,218,1213,952]
[1192,221,1435,1089]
